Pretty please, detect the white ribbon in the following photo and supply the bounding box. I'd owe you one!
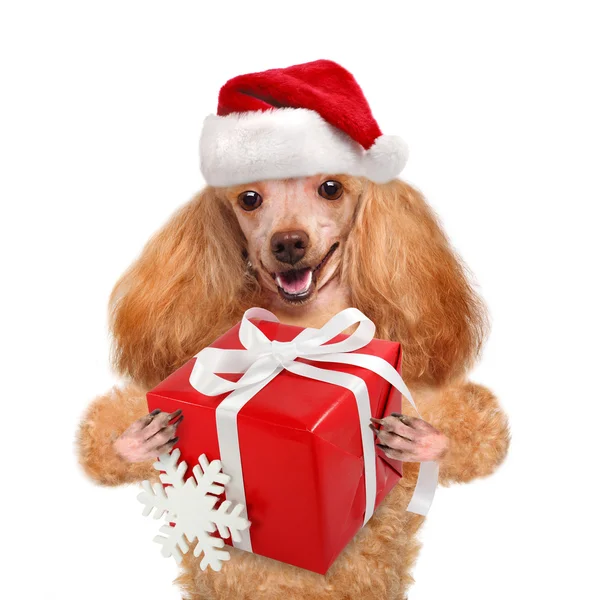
[189,307,439,552]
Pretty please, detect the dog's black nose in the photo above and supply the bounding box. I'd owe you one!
[270,230,309,265]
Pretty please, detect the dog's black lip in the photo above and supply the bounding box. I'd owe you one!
[313,242,339,274]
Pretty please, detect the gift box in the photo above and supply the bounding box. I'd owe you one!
[146,309,411,574]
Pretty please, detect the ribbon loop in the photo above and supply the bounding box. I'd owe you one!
[189,306,438,553]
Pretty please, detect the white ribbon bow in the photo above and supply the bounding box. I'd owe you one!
[190,307,438,553]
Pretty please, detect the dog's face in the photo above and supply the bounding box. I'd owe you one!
[219,174,363,307]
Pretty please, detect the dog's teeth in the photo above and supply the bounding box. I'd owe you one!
[298,270,312,293]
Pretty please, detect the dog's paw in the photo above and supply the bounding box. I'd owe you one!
[113,409,184,463]
[369,413,449,462]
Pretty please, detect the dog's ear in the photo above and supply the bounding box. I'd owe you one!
[344,179,488,385]
[109,187,259,388]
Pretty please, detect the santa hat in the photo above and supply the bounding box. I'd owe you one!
[199,59,409,187]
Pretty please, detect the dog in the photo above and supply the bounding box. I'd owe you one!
[77,172,510,599]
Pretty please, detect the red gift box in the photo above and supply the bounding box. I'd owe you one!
[147,315,405,574]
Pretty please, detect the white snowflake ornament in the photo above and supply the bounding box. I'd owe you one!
[137,448,250,571]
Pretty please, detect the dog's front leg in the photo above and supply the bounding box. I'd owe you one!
[76,383,180,486]
[373,381,510,485]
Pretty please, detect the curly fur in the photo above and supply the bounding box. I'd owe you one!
[109,179,486,388]
[343,179,488,385]
[109,192,262,388]
[77,177,510,599]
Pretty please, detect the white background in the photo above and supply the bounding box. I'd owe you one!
[1,1,599,598]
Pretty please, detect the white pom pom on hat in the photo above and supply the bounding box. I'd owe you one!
[200,59,409,187]
[361,135,409,183]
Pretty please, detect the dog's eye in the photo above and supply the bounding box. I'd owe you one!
[238,191,263,211]
[318,180,343,200]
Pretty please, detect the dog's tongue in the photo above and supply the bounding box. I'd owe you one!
[276,268,312,295]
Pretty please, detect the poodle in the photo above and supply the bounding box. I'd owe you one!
[76,172,510,599]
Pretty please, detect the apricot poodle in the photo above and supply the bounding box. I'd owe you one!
[77,171,510,599]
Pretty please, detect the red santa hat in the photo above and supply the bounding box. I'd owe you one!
[200,59,409,187]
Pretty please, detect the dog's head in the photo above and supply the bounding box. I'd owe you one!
[110,177,487,389]
[217,174,361,307]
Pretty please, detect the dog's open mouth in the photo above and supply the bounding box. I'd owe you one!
[273,243,339,303]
